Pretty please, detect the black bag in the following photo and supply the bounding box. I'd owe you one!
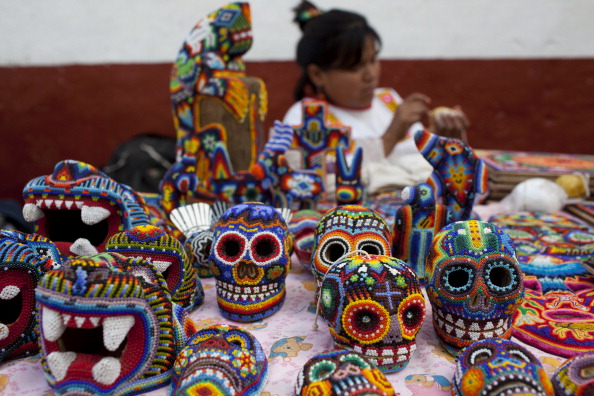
[102,133,176,193]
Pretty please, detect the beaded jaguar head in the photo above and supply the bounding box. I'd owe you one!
[171,324,268,395]
[36,252,193,395]
[0,230,60,362]
[210,202,290,322]
[310,205,391,285]
[453,338,554,396]
[426,220,524,356]
[318,254,425,373]
[22,160,151,258]
[294,349,395,395]
[105,224,203,311]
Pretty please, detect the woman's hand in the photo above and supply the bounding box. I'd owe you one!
[383,93,431,156]
[428,106,470,142]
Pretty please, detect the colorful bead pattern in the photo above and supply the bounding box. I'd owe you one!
[426,220,524,356]
[453,338,554,396]
[552,350,594,395]
[210,202,290,322]
[36,252,191,395]
[319,254,425,373]
[392,183,449,283]
[289,209,323,270]
[414,129,488,222]
[22,159,151,258]
[0,230,60,362]
[171,324,268,395]
[294,349,395,395]
[311,205,391,285]
[106,224,204,311]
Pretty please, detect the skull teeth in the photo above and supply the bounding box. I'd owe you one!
[216,281,281,301]
[433,310,510,341]
[23,200,111,226]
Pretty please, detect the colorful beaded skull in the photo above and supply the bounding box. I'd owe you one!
[105,224,204,311]
[318,254,426,373]
[171,324,268,395]
[294,349,395,395]
[311,205,391,285]
[36,252,193,395]
[552,351,594,396]
[210,202,290,322]
[426,220,524,356]
[453,338,554,396]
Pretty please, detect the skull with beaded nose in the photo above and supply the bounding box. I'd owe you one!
[318,254,426,373]
[209,202,290,322]
[426,220,524,356]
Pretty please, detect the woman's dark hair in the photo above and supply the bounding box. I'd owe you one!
[292,1,382,100]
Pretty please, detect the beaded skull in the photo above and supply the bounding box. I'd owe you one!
[294,349,395,395]
[552,351,594,396]
[210,202,290,322]
[310,205,391,285]
[171,324,268,395]
[318,254,426,373]
[426,220,524,356]
[453,338,554,396]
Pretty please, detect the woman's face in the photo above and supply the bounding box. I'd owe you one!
[308,35,380,109]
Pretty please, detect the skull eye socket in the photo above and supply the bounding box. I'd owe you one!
[308,360,337,382]
[468,346,494,365]
[398,293,426,339]
[484,259,521,295]
[342,300,390,344]
[440,263,475,295]
[319,238,349,266]
[251,232,282,265]
[356,239,386,256]
[214,231,247,265]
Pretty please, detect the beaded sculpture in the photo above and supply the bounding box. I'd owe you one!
[210,202,291,322]
[310,205,391,285]
[105,224,204,310]
[288,100,353,203]
[170,201,228,278]
[317,254,426,373]
[22,159,152,258]
[252,121,324,210]
[392,182,449,283]
[170,324,268,395]
[36,252,194,395]
[167,2,268,209]
[414,129,489,222]
[425,220,524,356]
[289,209,323,269]
[335,146,364,205]
[0,230,61,362]
[552,350,594,395]
[453,338,554,396]
[294,349,395,395]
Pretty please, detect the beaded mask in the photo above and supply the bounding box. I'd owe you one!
[426,220,524,356]
[294,349,395,395]
[36,252,193,395]
[210,202,290,322]
[106,224,204,311]
[0,230,61,362]
[453,338,554,396]
[318,254,426,373]
[22,160,151,258]
[552,351,594,396]
[310,205,391,285]
[171,324,268,395]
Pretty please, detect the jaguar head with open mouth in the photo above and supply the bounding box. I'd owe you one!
[36,252,191,395]
[22,160,152,258]
[0,230,60,362]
